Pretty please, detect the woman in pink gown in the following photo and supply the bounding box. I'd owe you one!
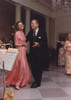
[6,21,31,89]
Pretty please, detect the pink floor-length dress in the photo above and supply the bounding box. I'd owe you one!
[6,31,31,87]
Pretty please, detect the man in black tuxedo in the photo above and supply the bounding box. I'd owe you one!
[26,19,48,88]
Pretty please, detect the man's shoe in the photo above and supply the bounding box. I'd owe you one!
[32,81,36,85]
[30,83,40,88]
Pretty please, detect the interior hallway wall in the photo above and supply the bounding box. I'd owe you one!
[0,0,15,40]
[55,15,71,47]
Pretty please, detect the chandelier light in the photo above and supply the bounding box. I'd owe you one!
[52,0,71,12]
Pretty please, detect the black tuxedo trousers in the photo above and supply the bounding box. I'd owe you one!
[30,47,44,85]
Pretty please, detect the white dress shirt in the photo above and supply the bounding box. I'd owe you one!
[34,28,39,37]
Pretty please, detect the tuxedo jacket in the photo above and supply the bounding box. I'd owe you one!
[26,29,48,60]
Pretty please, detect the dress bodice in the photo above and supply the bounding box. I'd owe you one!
[14,31,26,46]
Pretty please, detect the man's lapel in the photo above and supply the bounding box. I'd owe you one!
[37,29,40,37]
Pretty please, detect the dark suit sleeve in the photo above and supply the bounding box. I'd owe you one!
[38,31,47,48]
[26,31,30,42]
[38,30,49,69]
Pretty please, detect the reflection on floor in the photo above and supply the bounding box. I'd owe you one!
[1,66,71,100]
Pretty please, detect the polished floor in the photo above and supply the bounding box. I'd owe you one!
[0,66,71,100]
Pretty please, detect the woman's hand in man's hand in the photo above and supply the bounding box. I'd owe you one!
[32,42,39,47]
[22,43,26,47]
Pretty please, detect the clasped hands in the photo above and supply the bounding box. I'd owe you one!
[22,42,26,47]
[22,42,39,47]
[32,42,39,47]
[57,40,64,45]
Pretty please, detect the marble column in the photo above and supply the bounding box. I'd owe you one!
[49,18,55,48]
[25,8,31,35]
[25,8,31,53]
[15,4,21,22]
